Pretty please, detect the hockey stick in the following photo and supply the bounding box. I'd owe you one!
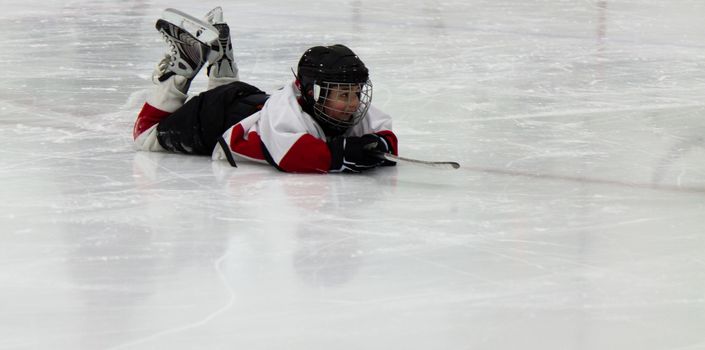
[371,151,461,170]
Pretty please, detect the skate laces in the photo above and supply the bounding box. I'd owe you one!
[154,20,209,81]
[151,32,177,82]
[161,32,179,67]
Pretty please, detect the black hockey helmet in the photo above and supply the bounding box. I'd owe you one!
[297,44,372,135]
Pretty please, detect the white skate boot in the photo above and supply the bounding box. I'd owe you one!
[153,8,219,83]
[203,7,239,80]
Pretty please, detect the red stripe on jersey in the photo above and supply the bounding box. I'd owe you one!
[228,124,266,161]
[133,103,170,140]
[278,134,331,173]
[376,130,398,155]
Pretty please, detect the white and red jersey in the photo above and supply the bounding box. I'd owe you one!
[134,80,398,173]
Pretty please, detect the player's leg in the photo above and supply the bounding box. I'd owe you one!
[133,14,211,150]
[136,8,259,156]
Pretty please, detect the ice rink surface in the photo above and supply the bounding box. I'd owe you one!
[1,0,705,349]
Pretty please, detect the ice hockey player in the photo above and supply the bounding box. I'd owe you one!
[133,7,398,173]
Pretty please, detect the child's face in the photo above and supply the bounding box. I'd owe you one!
[321,84,361,121]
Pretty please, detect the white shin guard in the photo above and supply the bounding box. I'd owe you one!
[207,62,240,90]
[146,75,190,113]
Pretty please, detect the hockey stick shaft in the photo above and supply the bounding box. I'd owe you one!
[371,151,460,169]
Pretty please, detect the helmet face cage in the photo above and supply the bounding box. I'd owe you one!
[311,80,373,130]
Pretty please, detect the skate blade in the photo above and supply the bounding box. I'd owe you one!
[162,8,219,44]
[203,6,223,24]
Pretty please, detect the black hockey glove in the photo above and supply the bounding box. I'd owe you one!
[328,134,390,173]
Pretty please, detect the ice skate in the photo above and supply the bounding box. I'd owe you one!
[203,7,239,79]
[153,11,215,83]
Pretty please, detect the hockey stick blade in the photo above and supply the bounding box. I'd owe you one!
[162,8,219,44]
[371,151,460,170]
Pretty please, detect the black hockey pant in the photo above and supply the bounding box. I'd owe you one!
[156,81,269,155]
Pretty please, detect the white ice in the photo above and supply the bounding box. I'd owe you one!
[1,0,705,349]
